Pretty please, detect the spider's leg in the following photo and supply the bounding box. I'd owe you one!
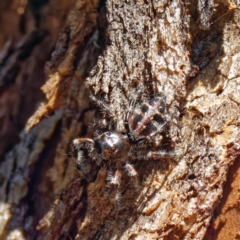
[106,169,124,207]
[124,162,137,177]
[107,169,121,187]
[72,138,95,157]
[125,88,143,121]
[72,138,94,148]
[147,150,181,160]
[72,137,95,171]
[75,149,85,168]
[115,190,123,207]
[90,93,115,118]
[124,162,141,190]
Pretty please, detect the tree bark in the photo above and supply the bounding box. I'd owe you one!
[0,0,240,239]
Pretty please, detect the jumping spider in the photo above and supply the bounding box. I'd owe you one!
[72,92,174,198]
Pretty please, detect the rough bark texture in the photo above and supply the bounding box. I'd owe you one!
[0,0,240,240]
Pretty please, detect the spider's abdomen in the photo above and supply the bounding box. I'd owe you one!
[94,131,131,160]
[128,96,166,140]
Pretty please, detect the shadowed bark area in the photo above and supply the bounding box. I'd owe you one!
[0,0,240,239]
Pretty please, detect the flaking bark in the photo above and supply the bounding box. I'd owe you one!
[0,0,240,239]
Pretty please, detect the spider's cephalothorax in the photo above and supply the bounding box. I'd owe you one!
[72,94,172,199]
[94,131,131,160]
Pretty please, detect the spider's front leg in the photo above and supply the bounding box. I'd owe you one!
[72,137,95,169]
[73,137,94,147]
[72,137,95,154]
